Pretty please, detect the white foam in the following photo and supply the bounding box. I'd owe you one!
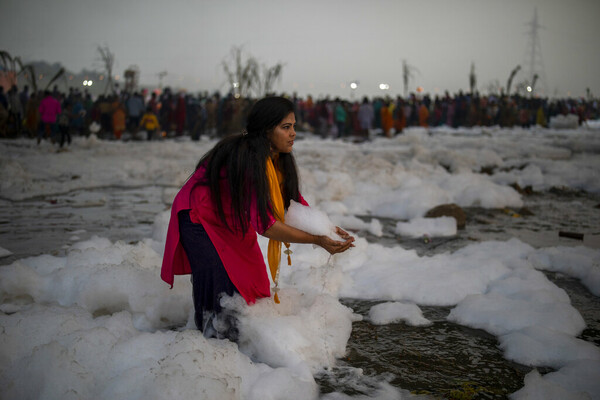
[0,246,12,258]
[395,216,457,238]
[2,127,600,397]
[285,200,342,240]
[529,246,600,296]
[368,302,431,326]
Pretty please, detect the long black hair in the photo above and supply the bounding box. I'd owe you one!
[193,96,300,233]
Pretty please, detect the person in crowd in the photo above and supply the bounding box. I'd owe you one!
[159,88,174,135]
[357,96,374,139]
[161,96,354,338]
[190,96,207,141]
[139,106,160,140]
[394,97,406,133]
[147,92,159,115]
[112,101,127,140]
[334,99,347,138]
[70,94,86,136]
[38,90,61,144]
[126,92,145,133]
[205,96,217,137]
[0,99,7,137]
[175,92,186,136]
[0,86,8,111]
[7,85,23,136]
[57,104,71,148]
[23,91,40,138]
[381,100,394,137]
[418,101,429,127]
[97,95,112,137]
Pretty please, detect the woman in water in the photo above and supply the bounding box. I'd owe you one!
[162,96,354,336]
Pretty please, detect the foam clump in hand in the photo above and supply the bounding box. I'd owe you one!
[285,200,342,241]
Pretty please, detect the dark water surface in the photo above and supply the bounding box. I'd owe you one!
[318,190,600,399]
[317,301,531,399]
[0,185,167,265]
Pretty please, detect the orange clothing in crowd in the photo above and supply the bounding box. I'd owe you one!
[112,107,126,139]
[418,104,429,127]
[381,105,394,137]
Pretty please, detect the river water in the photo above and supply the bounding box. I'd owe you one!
[1,184,599,399]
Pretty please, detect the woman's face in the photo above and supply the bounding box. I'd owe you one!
[269,112,296,155]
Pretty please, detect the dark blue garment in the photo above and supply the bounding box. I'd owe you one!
[177,209,238,333]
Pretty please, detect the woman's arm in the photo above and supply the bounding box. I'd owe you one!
[262,221,354,255]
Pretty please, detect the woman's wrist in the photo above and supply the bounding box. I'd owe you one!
[313,234,323,247]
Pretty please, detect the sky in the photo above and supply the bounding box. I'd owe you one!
[1,0,599,99]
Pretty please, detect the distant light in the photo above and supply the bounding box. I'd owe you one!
[83,80,93,86]
[234,93,241,99]
[115,75,120,81]
[83,80,88,86]
[99,74,104,81]
[350,82,358,90]
[416,86,424,93]
[232,82,239,88]
[340,83,346,89]
[526,86,532,92]
[379,83,389,90]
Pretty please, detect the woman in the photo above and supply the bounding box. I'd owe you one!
[161,96,354,336]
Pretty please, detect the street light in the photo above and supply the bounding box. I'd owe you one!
[350,81,359,99]
[379,83,390,90]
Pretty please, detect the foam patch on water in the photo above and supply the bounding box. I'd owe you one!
[511,360,600,400]
[0,246,12,258]
[528,246,600,296]
[368,302,431,326]
[499,326,600,369]
[395,217,457,238]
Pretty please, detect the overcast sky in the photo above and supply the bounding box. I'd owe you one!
[1,0,599,99]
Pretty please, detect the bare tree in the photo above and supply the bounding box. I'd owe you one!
[96,45,116,95]
[43,65,67,92]
[221,46,285,98]
[506,65,521,95]
[530,73,539,94]
[469,62,477,95]
[0,50,63,93]
[221,46,259,98]
[402,60,419,98]
[0,50,19,87]
[257,62,284,97]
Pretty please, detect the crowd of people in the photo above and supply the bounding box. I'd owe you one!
[0,82,598,144]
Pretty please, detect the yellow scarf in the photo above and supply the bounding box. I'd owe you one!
[266,156,291,304]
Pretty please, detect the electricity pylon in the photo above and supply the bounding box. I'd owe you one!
[523,7,548,96]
